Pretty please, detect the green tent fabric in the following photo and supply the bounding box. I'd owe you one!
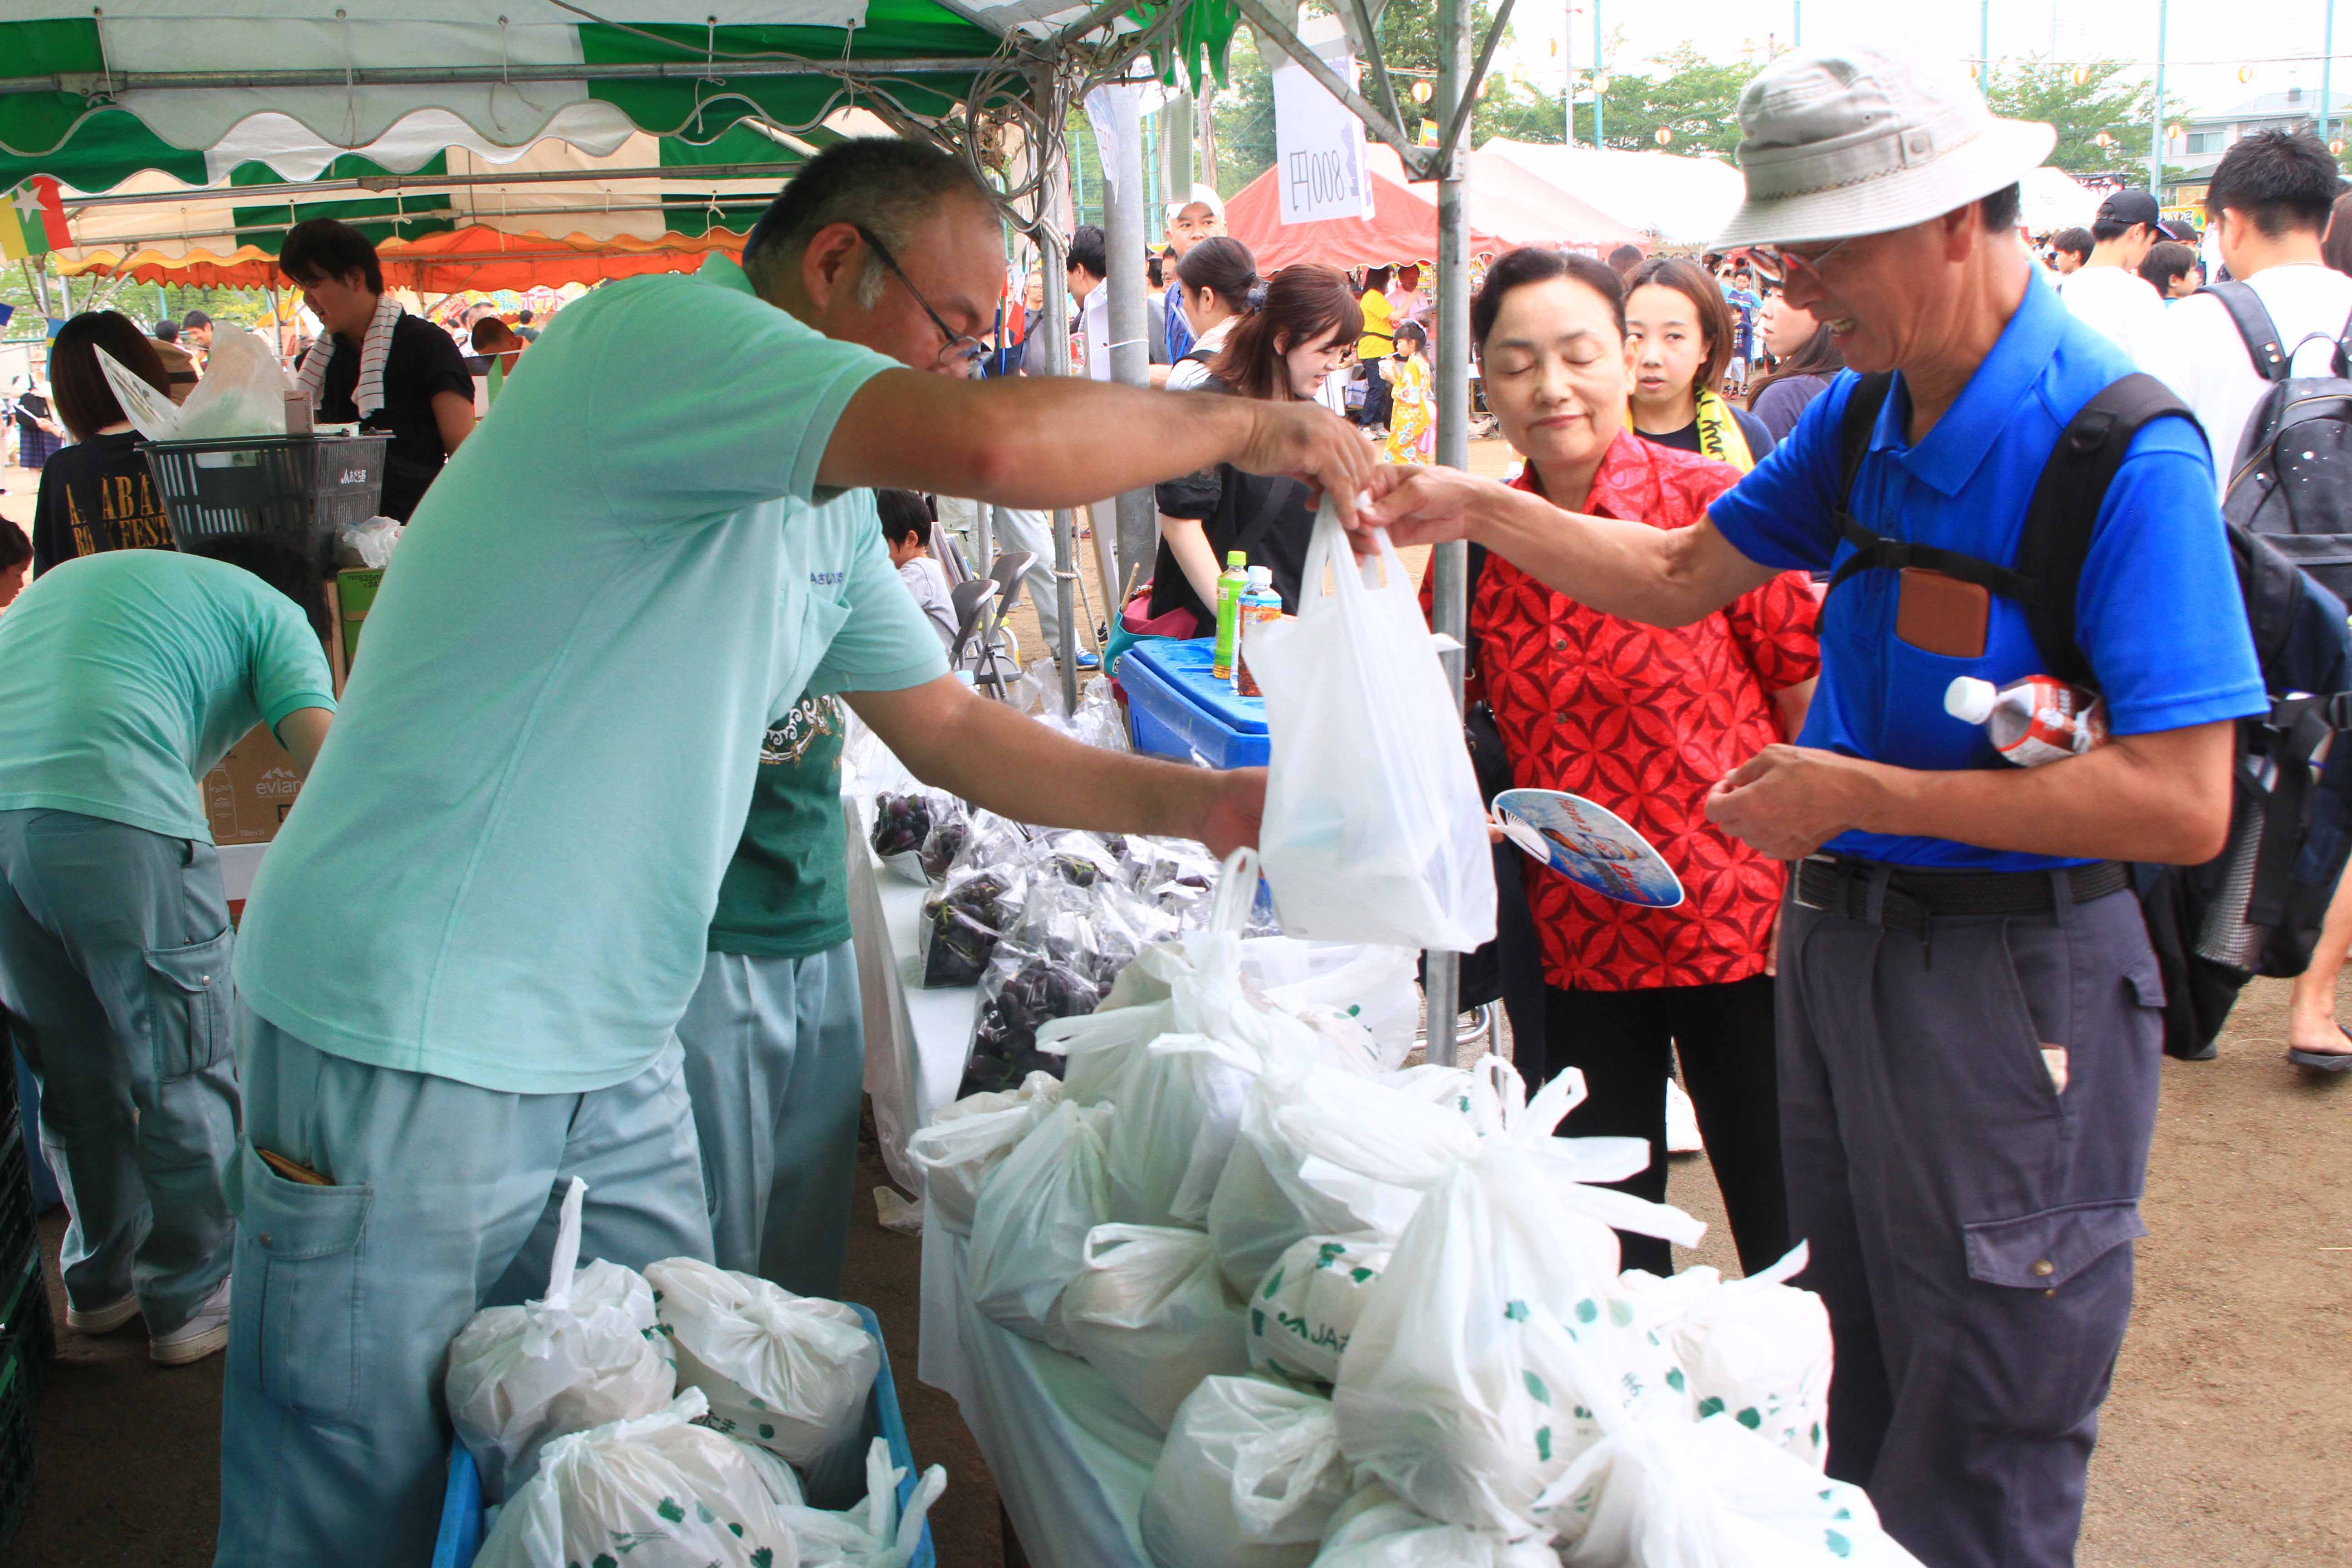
[0,1,1240,195]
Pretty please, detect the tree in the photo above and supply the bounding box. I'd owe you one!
[1571,44,1762,157]
[1983,57,2154,180]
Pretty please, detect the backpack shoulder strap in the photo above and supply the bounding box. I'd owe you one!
[2199,280,2290,382]
[2018,372,2205,689]
[1823,372,2041,603]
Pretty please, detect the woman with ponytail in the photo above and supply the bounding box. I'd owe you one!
[1140,263,1362,632]
[1167,236,1258,392]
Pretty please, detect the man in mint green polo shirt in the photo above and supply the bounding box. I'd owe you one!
[679,693,866,1296]
[0,541,333,1369]
[218,135,1374,1562]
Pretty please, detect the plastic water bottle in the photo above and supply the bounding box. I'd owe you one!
[1211,550,1250,682]
[1234,567,1282,697]
[1945,675,2109,767]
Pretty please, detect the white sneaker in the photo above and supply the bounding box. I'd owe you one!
[150,1276,231,1366]
[66,1291,140,1334]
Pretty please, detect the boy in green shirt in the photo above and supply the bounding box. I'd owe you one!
[680,695,865,1294]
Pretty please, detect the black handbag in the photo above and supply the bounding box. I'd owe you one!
[1421,544,1548,1052]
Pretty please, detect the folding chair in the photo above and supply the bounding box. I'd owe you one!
[985,550,1037,627]
[946,577,997,669]
[932,519,977,588]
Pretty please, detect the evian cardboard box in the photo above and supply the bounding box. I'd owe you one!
[202,727,306,845]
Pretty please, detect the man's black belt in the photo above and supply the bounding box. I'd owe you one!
[1793,854,2131,941]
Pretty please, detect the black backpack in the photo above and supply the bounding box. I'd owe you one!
[2201,282,2352,602]
[1833,371,2352,1058]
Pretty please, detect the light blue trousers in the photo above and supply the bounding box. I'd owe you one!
[0,808,238,1335]
[674,940,865,1298]
[212,1009,712,1568]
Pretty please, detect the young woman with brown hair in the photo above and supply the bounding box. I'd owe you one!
[1142,265,1363,632]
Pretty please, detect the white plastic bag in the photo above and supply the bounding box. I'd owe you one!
[1542,1411,1922,1567]
[1247,505,1496,952]
[1330,1069,1706,1539]
[1313,1485,1563,1568]
[644,1256,878,1468]
[903,1072,1064,1236]
[473,1387,802,1568]
[1061,1225,1250,1431]
[445,1177,676,1501]
[1139,1376,1355,1568]
[1244,939,1421,1070]
[176,323,296,440]
[964,1098,1116,1352]
[1619,1244,1834,1471]
[336,514,402,568]
[1245,1234,1391,1387]
[781,1436,948,1568]
[1205,1061,1486,1298]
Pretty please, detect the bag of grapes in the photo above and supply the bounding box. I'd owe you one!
[867,788,962,883]
[960,871,1171,1098]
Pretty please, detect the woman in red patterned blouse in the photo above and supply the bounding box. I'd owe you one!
[1439,248,1821,1274]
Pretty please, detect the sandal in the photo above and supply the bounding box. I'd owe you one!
[2287,1021,2352,1073]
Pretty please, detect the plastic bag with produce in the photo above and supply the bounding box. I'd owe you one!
[1330,1071,1705,1539]
[471,1388,801,1568]
[1617,1243,1833,1471]
[1060,1224,1250,1431]
[1139,1375,1355,1568]
[1245,1234,1391,1388]
[1540,1407,1921,1566]
[869,788,959,883]
[903,1072,1064,1236]
[445,1177,675,1501]
[965,1098,1117,1352]
[643,1257,878,1468]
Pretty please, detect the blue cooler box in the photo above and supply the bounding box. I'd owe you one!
[431,1303,933,1568]
[1119,637,1269,769]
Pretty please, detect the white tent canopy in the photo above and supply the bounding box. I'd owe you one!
[1477,139,1747,248]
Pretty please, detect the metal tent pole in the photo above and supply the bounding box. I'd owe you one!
[1592,0,1605,149]
[1102,86,1157,666]
[1424,0,1475,1067]
[1037,225,1079,713]
[2324,0,2337,155]
[2149,0,2167,197]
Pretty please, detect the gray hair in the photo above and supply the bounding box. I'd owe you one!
[742,137,995,306]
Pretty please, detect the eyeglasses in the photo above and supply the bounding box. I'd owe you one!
[853,225,987,377]
[1749,232,1866,284]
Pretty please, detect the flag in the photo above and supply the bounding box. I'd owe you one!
[0,177,69,261]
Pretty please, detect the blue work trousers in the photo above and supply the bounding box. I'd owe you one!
[1779,879,2163,1568]
[212,1009,712,1568]
[675,940,865,1297]
[0,808,238,1335]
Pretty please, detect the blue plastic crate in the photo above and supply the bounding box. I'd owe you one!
[1119,636,1269,769]
[431,1302,932,1568]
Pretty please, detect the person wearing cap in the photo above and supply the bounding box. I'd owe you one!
[2056,188,2170,366]
[180,309,213,356]
[2142,129,2352,1073]
[1162,183,1227,363]
[1362,44,2264,1568]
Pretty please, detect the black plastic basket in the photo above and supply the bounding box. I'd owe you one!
[0,1257,49,1553]
[0,1128,31,1295]
[141,435,390,577]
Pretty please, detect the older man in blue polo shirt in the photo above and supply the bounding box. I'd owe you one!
[1364,45,2264,1568]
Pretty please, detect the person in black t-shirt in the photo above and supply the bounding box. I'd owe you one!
[1147,265,1363,632]
[1622,255,1775,471]
[280,218,475,520]
[30,312,180,576]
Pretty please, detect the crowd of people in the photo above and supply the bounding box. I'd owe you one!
[0,34,2341,1568]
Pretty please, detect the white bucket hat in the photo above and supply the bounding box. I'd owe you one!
[1715,44,2056,248]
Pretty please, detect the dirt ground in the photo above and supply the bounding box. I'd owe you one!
[2,973,2344,1566]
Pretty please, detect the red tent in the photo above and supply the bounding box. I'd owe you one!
[1226,143,1641,271]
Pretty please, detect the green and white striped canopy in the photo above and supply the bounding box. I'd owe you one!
[0,0,1240,194]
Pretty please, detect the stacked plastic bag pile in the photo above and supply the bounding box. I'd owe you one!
[916,849,1925,1568]
[443,1178,946,1567]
